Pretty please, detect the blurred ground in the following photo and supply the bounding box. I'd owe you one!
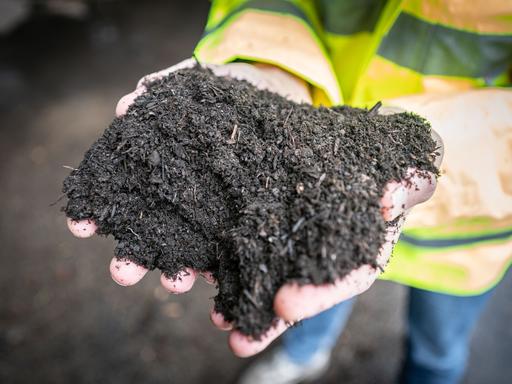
[0,1,511,383]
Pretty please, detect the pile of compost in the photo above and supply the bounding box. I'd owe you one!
[63,66,438,337]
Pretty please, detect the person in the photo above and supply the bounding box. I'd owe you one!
[67,1,512,383]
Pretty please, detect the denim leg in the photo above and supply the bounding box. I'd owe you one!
[282,298,355,364]
[400,287,494,384]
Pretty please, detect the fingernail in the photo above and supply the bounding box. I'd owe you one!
[110,258,148,286]
[201,271,216,285]
[67,218,96,238]
[115,87,146,117]
[160,268,196,293]
[210,310,232,330]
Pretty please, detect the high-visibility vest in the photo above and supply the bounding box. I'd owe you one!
[195,0,512,295]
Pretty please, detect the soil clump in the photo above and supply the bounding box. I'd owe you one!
[63,66,438,337]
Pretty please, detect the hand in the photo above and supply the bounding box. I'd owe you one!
[208,107,443,357]
[219,166,441,357]
[67,59,443,356]
[67,59,312,290]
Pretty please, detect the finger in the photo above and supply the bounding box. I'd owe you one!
[67,218,97,238]
[380,168,437,221]
[201,271,216,285]
[380,180,407,222]
[274,264,378,322]
[275,214,407,322]
[136,57,198,88]
[117,58,199,118]
[376,213,407,267]
[115,86,147,117]
[210,308,233,331]
[209,62,264,87]
[109,257,148,286]
[229,320,288,358]
[211,63,311,104]
[430,128,444,168]
[378,106,406,115]
[160,268,197,293]
[403,171,437,208]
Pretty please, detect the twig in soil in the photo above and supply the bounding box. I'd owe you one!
[110,205,117,219]
[283,108,296,147]
[227,124,238,144]
[287,239,294,256]
[243,290,260,308]
[315,173,326,188]
[127,227,141,239]
[333,138,340,155]
[283,108,293,128]
[161,153,166,181]
[368,101,382,117]
[388,134,399,144]
[49,193,66,207]
[193,184,198,220]
[315,173,327,199]
[292,217,306,233]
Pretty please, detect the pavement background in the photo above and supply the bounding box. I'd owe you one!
[1,1,510,383]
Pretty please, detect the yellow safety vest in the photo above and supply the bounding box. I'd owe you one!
[195,0,512,295]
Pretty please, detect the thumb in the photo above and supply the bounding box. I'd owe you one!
[381,168,437,222]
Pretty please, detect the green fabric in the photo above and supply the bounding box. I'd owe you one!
[201,0,512,90]
[380,239,512,296]
[404,216,512,240]
[400,229,512,250]
[195,0,342,104]
[315,0,388,35]
[204,0,314,34]
[378,12,512,78]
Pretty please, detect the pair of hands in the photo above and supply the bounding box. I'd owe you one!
[67,59,441,357]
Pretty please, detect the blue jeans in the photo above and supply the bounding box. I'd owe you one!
[282,287,493,384]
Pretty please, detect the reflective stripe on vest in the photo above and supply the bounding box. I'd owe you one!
[378,12,512,79]
[400,229,512,248]
[316,0,388,35]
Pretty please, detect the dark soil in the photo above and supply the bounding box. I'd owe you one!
[63,66,438,337]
